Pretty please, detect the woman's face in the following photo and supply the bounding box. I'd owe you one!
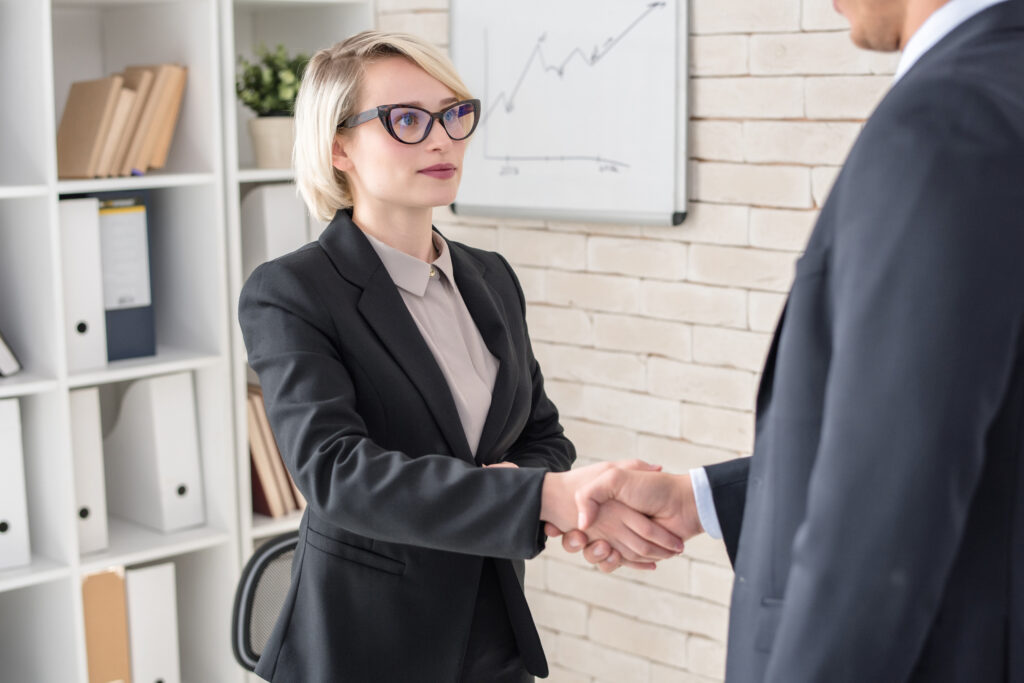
[333,56,468,214]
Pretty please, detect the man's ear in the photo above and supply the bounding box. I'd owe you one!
[332,134,354,173]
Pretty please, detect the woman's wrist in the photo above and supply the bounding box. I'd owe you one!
[540,471,576,531]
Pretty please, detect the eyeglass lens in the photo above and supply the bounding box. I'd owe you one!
[388,102,477,143]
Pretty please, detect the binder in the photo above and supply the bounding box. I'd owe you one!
[102,372,205,533]
[241,183,310,280]
[0,326,21,377]
[70,388,109,554]
[56,75,124,178]
[0,399,31,570]
[98,199,156,362]
[81,568,132,683]
[125,563,182,683]
[59,198,109,373]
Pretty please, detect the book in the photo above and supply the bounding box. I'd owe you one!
[119,64,175,176]
[56,75,124,178]
[149,65,188,169]
[93,87,137,178]
[0,327,21,377]
[248,384,298,513]
[110,68,155,177]
[247,392,285,518]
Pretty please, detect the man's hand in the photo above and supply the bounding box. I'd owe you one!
[550,469,704,573]
[540,462,686,566]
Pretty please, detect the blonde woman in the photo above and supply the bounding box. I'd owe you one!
[238,31,682,682]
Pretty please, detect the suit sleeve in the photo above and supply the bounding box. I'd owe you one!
[494,253,576,473]
[239,260,548,560]
[705,458,750,565]
[764,82,1024,681]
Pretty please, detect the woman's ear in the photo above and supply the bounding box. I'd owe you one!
[332,134,354,173]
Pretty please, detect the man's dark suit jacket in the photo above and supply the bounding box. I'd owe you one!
[238,210,575,682]
[705,2,1024,681]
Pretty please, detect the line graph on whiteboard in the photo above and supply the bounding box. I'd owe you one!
[451,0,681,221]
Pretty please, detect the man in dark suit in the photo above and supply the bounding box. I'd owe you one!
[561,0,1024,680]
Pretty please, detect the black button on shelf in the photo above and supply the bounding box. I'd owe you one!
[76,321,88,334]
[79,507,90,519]
[177,485,187,497]
[0,521,8,533]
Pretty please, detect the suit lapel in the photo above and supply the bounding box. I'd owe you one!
[449,243,516,464]
[319,212,475,464]
[754,300,788,437]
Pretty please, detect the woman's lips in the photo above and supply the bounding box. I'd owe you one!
[419,164,456,179]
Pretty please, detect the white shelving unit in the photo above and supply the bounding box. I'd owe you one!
[0,0,377,679]
[219,0,373,565]
[0,0,240,679]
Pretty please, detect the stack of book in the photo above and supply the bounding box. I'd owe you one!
[56,64,188,179]
[248,384,306,518]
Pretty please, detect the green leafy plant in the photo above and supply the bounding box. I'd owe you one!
[236,44,310,117]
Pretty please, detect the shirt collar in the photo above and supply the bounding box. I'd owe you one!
[894,0,1009,82]
[362,229,454,297]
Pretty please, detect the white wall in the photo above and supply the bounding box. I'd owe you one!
[376,1,898,680]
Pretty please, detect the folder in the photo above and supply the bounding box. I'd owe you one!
[93,88,137,178]
[56,75,124,178]
[110,68,155,178]
[59,198,109,373]
[125,563,182,683]
[241,184,310,281]
[0,399,31,570]
[70,388,109,555]
[0,326,21,377]
[81,568,132,683]
[102,372,205,533]
[98,198,155,362]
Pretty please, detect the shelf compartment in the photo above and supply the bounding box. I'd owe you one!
[51,1,220,179]
[0,580,81,682]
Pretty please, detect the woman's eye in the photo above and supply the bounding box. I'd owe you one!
[396,112,420,128]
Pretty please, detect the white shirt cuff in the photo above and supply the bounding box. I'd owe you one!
[688,467,723,540]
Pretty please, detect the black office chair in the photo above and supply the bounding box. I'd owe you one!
[231,530,299,672]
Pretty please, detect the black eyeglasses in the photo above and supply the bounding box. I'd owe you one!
[338,99,481,145]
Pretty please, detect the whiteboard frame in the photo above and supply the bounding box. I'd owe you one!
[448,1,689,226]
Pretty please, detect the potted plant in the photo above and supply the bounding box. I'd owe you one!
[236,44,310,169]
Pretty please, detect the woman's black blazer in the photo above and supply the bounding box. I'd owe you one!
[238,209,575,682]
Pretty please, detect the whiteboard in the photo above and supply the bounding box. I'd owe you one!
[450,0,686,226]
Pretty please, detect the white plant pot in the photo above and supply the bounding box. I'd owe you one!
[248,116,295,169]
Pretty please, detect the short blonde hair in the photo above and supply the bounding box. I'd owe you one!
[293,31,474,222]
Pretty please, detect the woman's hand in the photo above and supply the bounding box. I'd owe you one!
[540,461,685,567]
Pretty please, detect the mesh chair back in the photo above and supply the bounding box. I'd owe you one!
[231,531,299,671]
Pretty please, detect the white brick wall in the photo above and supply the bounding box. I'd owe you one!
[380,2,893,680]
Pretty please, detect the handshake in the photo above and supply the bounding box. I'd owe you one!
[539,461,704,572]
